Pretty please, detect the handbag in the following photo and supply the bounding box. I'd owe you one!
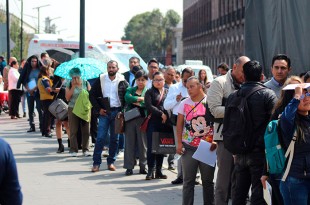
[48,98,68,121]
[151,132,176,154]
[140,114,151,132]
[48,80,68,121]
[115,112,125,134]
[124,107,141,122]
[140,90,164,132]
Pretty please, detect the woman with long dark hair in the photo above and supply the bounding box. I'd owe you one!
[144,71,173,180]
[37,58,54,138]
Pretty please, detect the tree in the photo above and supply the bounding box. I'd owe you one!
[123,9,181,64]
[0,4,31,61]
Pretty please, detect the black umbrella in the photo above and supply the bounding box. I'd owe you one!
[46,48,75,63]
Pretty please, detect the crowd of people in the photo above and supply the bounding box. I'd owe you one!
[0,52,310,205]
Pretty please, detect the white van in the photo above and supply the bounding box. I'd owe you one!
[177,60,214,82]
[27,34,147,73]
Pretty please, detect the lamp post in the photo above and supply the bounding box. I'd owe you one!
[33,4,50,33]
[20,0,23,62]
[6,0,10,61]
[80,0,85,58]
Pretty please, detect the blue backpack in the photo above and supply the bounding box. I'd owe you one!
[264,120,286,174]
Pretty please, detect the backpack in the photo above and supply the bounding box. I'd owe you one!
[222,86,265,154]
[264,119,297,181]
[264,120,286,174]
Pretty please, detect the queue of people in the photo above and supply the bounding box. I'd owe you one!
[1,52,310,205]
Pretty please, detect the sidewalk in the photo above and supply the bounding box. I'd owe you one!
[0,112,204,205]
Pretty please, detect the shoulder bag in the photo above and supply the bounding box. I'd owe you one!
[140,90,164,132]
[48,81,68,121]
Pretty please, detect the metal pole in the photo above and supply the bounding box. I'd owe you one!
[20,0,23,61]
[6,0,10,62]
[79,0,85,58]
[33,5,50,34]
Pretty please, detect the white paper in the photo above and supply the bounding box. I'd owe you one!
[27,79,37,90]
[263,181,272,205]
[192,140,217,167]
[282,83,310,90]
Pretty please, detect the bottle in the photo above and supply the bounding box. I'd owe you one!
[174,148,185,161]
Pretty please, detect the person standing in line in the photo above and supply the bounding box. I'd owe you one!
[37,58,55,138]
[0,55,6,76]
[261,75,302,205]
[198,69,211,94]
[163,65,177,170]
[146,59,160,89]
[225,61,276,205]
[123,56,141,87]
[264,54,292,99]
[217,62,229,76]
[65,68,91,157]
[144,71,172,180]
[17,55,43,133]
[176,76,217,205]
[123,70,148,175]
[90,60,128,172]
[18,59,27,118]
[8,60,22,119]
[277,85,310,204]
[207,56,250,205]
[164,67,194,184]
[0,137,23,205]
[175,71,181,83]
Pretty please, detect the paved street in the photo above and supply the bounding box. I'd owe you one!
[0,112,204,205]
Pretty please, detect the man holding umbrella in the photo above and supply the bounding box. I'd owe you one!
[89,60,128,172]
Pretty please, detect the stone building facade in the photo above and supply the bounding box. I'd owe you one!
[182,0,245,74]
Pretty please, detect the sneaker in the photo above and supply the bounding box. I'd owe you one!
[83,151,91,157]
[70,152,77,157]
[117,149,124,158]
[102,149,109,157]
[168,163,175,170]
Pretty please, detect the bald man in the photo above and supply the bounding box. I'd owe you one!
[207,56,250,205]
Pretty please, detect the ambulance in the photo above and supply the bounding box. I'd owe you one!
[27,34,147,73]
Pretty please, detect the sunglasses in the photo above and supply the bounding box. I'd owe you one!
[300,92,310,100]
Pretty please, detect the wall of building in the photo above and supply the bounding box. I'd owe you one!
[182,0,245,74]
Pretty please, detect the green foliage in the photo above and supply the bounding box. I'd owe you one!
[0,4,30,61]
[123,9,181,64]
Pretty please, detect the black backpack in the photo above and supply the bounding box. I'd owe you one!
[222,86,265,154]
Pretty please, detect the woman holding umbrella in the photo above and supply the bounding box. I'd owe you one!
[65,67,91,157]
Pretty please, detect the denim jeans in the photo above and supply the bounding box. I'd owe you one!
[280,176,310,205]
[119,133,125,150]
[232,152,266,205]
[92,109,120,166]
[27,92,42,129]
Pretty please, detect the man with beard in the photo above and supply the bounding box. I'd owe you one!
[89,60,128,172]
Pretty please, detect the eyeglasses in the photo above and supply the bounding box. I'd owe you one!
[153,79,164,82]
[300,93,310,100]
[150,66,158,69]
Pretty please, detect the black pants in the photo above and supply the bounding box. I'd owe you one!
[232,152,266,205]
[9,89,21,117]
[41,99,53,135]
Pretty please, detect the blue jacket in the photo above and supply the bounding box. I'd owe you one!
[280,98,310,179]
[0,138,23,205]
